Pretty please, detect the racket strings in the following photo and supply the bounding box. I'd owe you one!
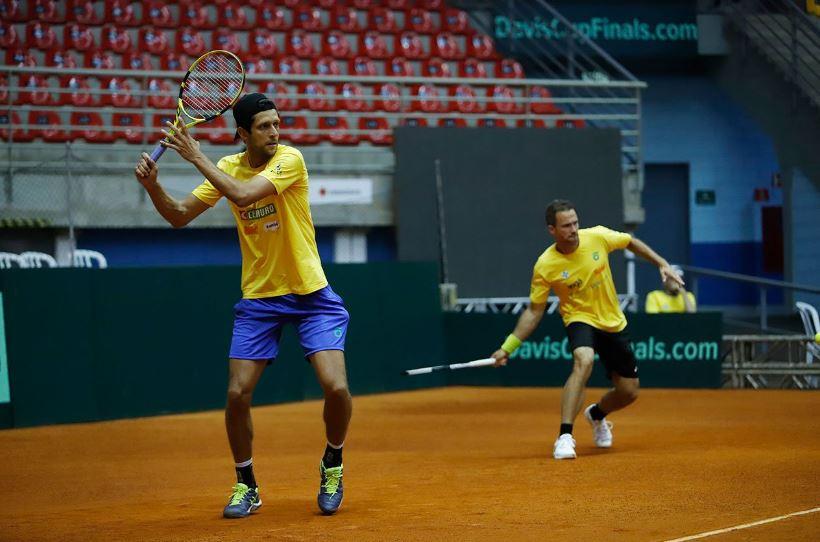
[183,53,244,119]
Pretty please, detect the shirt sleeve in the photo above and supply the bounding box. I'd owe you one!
[596,226,632,252]
[645,291,660,313]
[258,150,307,195]
[687,292,697,311]
[529,262,551,304]
[191,179,223,207]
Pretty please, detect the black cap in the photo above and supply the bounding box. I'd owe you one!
[232,92,277,137]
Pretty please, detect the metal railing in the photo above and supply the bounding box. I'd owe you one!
[723,334,819,389]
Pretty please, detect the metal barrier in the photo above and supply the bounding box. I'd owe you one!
[453,294,638,314]
[722,334,819,389]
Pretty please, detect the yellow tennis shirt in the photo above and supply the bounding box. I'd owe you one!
[645,290,696,313]
[530,226,632,332]
[192,144,328,299]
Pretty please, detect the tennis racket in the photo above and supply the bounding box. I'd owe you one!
[149,49,246,162]
[402,357,497,376]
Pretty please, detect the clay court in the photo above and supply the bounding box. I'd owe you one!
[1,387,818,541]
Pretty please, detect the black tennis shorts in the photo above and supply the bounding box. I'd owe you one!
[565,321,639,379]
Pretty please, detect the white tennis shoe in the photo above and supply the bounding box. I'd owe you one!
[553,433,576,459]
[584,405,613,448]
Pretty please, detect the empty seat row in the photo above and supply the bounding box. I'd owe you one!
[4,1,467,34]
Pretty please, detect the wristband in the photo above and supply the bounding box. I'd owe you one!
[500,334,522,354]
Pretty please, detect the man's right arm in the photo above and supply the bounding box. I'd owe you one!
[135,152,210,228]
[491,302,547,366]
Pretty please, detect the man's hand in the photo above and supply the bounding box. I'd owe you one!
[135,152,158,187]
[160,121,203,163]
[491,349,509,367]
[660,264,685,288]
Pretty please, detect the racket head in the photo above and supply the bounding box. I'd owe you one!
[178,50,246,124]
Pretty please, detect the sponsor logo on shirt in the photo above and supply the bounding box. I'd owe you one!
[239,203,277,221]
[264,220,280,232]
[592,251,600,261]
[561,270,569,279]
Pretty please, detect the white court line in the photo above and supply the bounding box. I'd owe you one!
[663,506,820,542]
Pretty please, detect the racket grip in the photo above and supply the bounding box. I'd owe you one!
[149,142,167,162]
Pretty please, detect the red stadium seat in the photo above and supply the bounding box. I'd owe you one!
[528,87,562,115]
[112,113,145,143]
[487,85,519,114]
[257,5,289,31]
[281,116,319,145]
[64,23,96,51]
[152,112,177,140]
[298,82,333,111]
[407,8,437,34]
[6,47,36,67]
[29,110,69,142]
[62,75,97,106]
[449,84,483,114]
[313,57,343,76]
[468,34,496,60]
[370,8,400,34]
[438,117,467,128]
[219,2,253,30]
[350,56,378,77]
[139,27,170,55]
[180,1,215,29]
[275,56,304,76]
[0,110,32,142]
[280,0,301,7]
[418,0,445,10]
[330,6,361,32]
[398,31,427,59]
[319,116,359,145]
[359,117,392,145]
[26,21,59,51]
[293,6,325,31]
[160,52,191,72]
[386,0,412,9]
[517,118,547,129]
[249,29,278,57]
[375,83,402,112]
[0,74,8,103]
[260,81,298,112]
[351,0,376,8]
[45,50,79,69]
[360,31,390,59]
[401,117,429,127]
[388,57,414,77]
[17,74,53,106]
[459,58,487,79]
[147,78,174,109]
[32,0,63,22]
[338,82,369,112]
[0,0,24,22]
[103,77,139,107]
[212,29,243,55]
[411,84,444,113]
[557,118,587,129]
[423,58,451,78]
[145,0,175,28]
[71,112,114,143]
[432,32,461,59]
[0,21,19,49]
[478,117,507,128]
[443,9,471,34]
[105,0,140,26]
[203,116,234,144]
[287,30,318,59]
[123,52,154,71]
[244,56,270,75]
[85,50,116,70]
[67,1,102,24]
[324,31,354,59]
[176,28,207,57]
[497,58,524,79]
[101,24,134,54]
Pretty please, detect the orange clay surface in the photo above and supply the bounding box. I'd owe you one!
[1,387,819,542]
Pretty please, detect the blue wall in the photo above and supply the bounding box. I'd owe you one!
[791,169,820,308]
[642,75,782,304]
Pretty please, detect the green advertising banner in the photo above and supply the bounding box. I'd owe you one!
[444,312,723,388]
[0,293,9,403]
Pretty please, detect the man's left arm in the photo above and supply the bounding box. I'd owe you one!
[627,237,685,288]
[160,121,278,207]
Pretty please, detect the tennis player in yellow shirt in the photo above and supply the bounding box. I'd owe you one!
[134,94,351,516]
[491,200,683,459]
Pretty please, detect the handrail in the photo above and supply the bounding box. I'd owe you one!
[678,264,820,294]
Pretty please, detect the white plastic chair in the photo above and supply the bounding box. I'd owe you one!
[0,252,24,269]
[796,301,820,365]
[19,251,58,268]
[73,249,108,269]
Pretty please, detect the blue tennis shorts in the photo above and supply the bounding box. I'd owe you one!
[229,285,349,362]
